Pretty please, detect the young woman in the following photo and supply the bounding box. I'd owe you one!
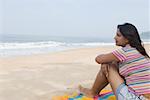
[79,23,150,100]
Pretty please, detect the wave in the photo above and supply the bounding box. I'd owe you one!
[0,41,149,57]
[0,41,115,50]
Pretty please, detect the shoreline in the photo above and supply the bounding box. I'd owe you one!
[1,42,150,58]
[0,45,116,59]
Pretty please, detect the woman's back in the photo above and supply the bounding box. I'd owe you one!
[112,44,150,95]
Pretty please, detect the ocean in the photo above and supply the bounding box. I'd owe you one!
[0,34,149,57]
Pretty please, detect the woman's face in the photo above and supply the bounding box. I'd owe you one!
[114,29,129,47]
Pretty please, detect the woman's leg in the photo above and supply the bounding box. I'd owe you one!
[103,62,124,96]
[79,64,109,97]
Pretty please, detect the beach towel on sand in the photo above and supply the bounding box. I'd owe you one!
[52,89,116,100]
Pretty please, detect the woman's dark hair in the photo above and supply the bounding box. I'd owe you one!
[117,23,149,58]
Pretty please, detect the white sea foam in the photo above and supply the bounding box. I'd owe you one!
[0,41,115,57]
[0,41,65,49]
[0,41,114,50]
[0,41,149,57]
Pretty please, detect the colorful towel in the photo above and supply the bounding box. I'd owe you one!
[52,89,116,100]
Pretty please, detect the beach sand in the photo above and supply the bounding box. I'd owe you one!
[0,45,149,100]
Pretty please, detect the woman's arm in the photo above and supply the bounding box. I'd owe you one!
[95,53,120,64]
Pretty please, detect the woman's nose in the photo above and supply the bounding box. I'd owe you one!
[114,36,116,39]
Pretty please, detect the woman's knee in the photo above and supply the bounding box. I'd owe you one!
[106,63,121,81]
[101,62,119,78]
[101,64,108,71]
[108,62,119,73]
[101,64,109,76]
[101,63,117,72]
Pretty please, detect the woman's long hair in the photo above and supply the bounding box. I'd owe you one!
[117,23,149,58]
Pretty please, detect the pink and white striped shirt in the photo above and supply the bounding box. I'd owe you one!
[112,44,150,95]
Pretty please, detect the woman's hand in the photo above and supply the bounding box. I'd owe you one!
[95,53,120,64]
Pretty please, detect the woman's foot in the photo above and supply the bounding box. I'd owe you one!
[78,85,97,98]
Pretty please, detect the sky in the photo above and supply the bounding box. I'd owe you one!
[1,0,150,38]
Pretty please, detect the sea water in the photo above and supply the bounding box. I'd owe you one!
[0,34,149,57]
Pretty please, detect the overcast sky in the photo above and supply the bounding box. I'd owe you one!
[1,0,150,37]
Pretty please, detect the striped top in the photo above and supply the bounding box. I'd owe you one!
[112,44,150,95]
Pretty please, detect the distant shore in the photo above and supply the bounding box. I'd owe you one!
[0,44,149,100]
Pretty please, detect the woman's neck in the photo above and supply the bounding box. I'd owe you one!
[121,44,130,47]
[125,44,130,47]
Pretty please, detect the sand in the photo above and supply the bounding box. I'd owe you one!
[0,45,149,100]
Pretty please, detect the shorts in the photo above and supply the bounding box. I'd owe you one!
[116,83,148,100]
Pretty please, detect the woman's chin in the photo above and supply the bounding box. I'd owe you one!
[116,43,121,46]
[115,42,119,46]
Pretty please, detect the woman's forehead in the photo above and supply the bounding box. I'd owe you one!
[116,29,122,35]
